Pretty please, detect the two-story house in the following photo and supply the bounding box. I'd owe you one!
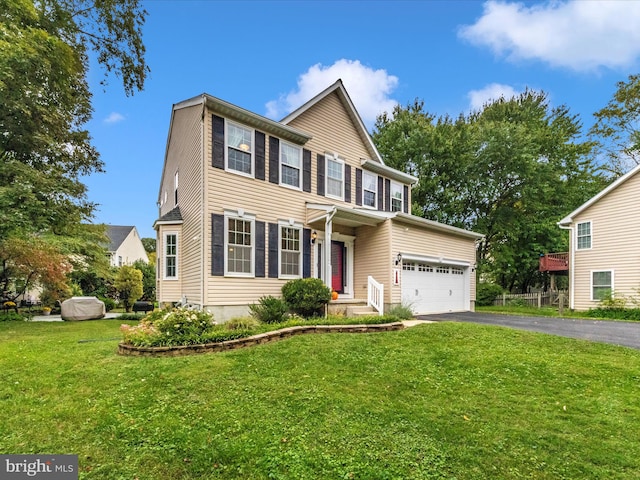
[558,163,640,310]
[106,225,148,267]
[154,80,482,321]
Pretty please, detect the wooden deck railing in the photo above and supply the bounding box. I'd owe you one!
[539,252,569,272]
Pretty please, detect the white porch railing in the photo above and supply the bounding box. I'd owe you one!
[367,276,384,316]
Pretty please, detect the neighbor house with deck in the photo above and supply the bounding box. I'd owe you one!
[154,80,483,321]
[558,163,640,310]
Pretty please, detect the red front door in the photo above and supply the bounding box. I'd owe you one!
[331,241,345,294]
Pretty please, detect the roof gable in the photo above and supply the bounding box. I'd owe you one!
[106,225,135,252]
[280,80,384,164]
[559,163,640,225]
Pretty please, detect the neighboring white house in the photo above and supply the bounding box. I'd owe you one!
[106,225,148,267]
[558,163,640,310]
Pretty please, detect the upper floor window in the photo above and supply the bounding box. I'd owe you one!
[280,225,302,278]
[164,233,177,279]
[391,182,403,212]
[225,213,254,276]
[326,156,344,200]
[363,172,377,208]
[226,122,253,176]
[577,221,591,250]
[280,142,302,189]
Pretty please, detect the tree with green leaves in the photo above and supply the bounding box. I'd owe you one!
[373,91,606,292]
[0,0,148,300]
[115,265,143,312]
[141,238,156,254]
[590,73,640,176]
[132,259,155,301]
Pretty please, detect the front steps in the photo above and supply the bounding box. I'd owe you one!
[328,299,379,317]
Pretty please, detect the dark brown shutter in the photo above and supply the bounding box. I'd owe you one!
[255,221,265,277]
[268,223,278,278]
[211,214,224,276]
[255,131,265,180]
[344,165,351,203]
[303,228,311,278]
[404,185,410,213]
[317,154,325,196]
[385,179,391,211]
[302,149,312,192]
[355,168,362,206]
[377,176,384,210]
[212,115,225,169]
[269,137,279,184]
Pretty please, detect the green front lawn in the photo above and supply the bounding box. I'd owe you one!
[1,319,639,479]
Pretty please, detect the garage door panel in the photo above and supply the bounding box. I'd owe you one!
[402,262,467,314]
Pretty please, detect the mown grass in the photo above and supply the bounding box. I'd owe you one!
[1,319,640,479]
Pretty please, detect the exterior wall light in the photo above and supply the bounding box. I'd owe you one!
[395,252,402,266]
[311,230,318,244]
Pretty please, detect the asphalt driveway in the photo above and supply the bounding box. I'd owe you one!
[417,311,640,351]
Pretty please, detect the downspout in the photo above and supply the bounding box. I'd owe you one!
[200,97,206,310]
[324,206,337,290]
[558,223,574,310]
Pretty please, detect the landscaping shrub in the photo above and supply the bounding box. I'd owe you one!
[387,303,414,320]
[249,295,288,323]
[1,311,26,322]
[99,296,116,312]
[121,307,217,346]
[586,308,640,321]
[281,278,331,318]
[225,316,261,330]
[507,297,529,308]
[476,282,504,306]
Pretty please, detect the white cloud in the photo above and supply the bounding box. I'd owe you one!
[459,0,640,71]
[468,83,520,111]
[104,112,125,124]
[265,59,399,129]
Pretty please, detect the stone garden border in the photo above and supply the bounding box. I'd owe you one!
[118,322,405,357]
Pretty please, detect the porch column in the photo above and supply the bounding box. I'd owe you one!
[324,215,332,290]
[324,208,336,291]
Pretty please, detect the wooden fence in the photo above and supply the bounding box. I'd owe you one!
[493,291,569,309]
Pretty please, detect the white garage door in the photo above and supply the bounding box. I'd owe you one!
[401,262,467,314]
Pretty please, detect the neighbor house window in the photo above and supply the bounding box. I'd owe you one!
[164,233,177,279]
[280,225,301,277]
[391,182,403,212]
[363,172,377,208]
[577,221,591,250]
[592,270,612,301]
[280,142,302,189]
[226,122,253,175]
[326,156,344,200]
[225,213,254,275]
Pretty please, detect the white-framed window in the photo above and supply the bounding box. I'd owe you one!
[577,221,591,250]
[164,232,178,279]
[279,223,302,278]
[280,142,302,189]
[402,262,415,271]
[174,170,179,206]
[418,264,433,272]
[226,121,253,176]
[436,266,449,274]
[118,256,123,267]
[592,270,612,301]
[225,212,254,276]
[326,156,344,200]
[391,182,403,212]
[451,267,464,275]
[363,172,377,208]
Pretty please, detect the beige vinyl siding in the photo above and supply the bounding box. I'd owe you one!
[571,172,640,310]
[157,224,183,303]
[390,220,477,305]
[157,104,203,304]
[286,91,377,199]
[354,222,392,302]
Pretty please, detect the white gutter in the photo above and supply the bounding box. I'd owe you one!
[558,223,574,310]
[200,96,206,310]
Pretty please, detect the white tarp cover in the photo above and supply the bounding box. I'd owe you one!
[61,296,106,321]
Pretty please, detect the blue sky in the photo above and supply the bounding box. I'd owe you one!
[83,0,640,239]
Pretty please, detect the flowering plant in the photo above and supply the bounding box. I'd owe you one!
[42,306,51,312]
[3,301,17,308]
[120,307,216,346]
